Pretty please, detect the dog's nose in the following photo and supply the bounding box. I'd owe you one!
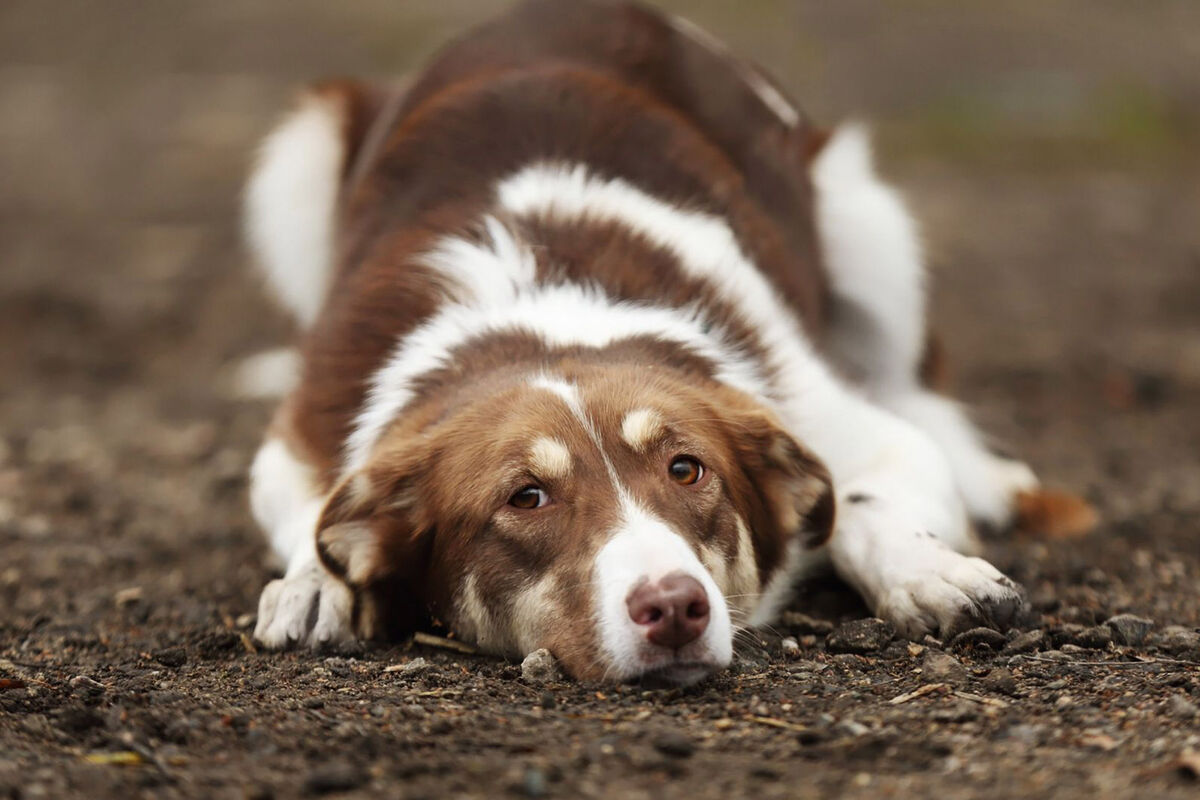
[626,572,710,649]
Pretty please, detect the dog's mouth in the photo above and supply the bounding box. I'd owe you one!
[633,660,722,688]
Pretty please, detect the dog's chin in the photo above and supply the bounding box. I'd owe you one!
[633,660,722,688]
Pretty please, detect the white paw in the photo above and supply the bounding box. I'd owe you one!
[962,456,1039,529]
[875,543,1024,640]
[253,564,355,649]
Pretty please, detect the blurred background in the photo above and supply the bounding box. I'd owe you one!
[2,0,1198,630]
[2,3,1199,797]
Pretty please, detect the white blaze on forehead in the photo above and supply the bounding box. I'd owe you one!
[529,373,622,487]
[529,437,572,479]
[621,408,663,452]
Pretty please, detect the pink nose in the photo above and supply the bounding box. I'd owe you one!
[626,572,711,649]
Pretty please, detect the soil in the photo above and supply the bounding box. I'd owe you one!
[2,1,1199,798]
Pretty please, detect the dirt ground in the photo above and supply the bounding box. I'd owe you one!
[2,1,1199,798]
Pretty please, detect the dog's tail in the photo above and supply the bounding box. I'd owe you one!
[243,80,405,328]
[244,87,348,328]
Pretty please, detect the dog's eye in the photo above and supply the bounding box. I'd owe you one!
[668,456,704,485]
[509,486,550,509]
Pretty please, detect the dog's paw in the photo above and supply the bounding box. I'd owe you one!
[875,548,1024,640]
[961,455,1039,530]
[254,564,354,649]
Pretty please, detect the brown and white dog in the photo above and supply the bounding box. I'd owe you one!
[243,0,1040,684]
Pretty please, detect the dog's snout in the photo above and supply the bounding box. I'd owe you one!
[626,572,711,649]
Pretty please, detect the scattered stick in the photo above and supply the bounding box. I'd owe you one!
[412,632,480,655]
[887,683,949,705]
[1022,655,1200,668]
[952,690,1009,709]
[748,715,811,733]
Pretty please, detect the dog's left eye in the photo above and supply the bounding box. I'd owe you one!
[509,486,550,509]
[668,456,704,485]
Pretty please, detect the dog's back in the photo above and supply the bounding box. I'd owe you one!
[251,0,830,480]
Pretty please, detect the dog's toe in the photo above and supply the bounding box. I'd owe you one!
[878,552,1025,641]
[310,579,355,649]
[254,571,323,649]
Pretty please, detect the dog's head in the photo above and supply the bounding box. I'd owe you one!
[316,364,833,684]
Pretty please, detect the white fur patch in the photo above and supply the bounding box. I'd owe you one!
[593,498,733,683]
[345,282,764,474]
[423,215,538,306]
[530,436,572,479]
[244,93,344,328]
[811,124,926,386]
[812,125,1038,527]
[249,437,324,568]
[454,572,557,657]
[620,408,662,452]
[230,347,301,400]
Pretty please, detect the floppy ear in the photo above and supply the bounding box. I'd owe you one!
[315,463,433,640]
[734,410,836,552]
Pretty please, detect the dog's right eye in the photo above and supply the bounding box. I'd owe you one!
[509,486,550,509]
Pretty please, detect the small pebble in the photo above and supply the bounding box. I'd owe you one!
[779,612,834,635]
[1167,694,1198,719]
[521,649,562,683]
[1103,614,1154,647]
[921,652,968,687]
[153,647,187,668]
[825,618,895,654]
[303,763,366,795]
[1154,627,1200,656]
[780,637,801,657]
[1052,625,1112,650]
[948,627,1007,653]
[1001,629,1046,655]
[653,731,696,758]
[396,657,431,676]
[68,675,105,697]
[523,767,548,798]
[982,667,1017,696]
[834,719,869,738]
[931,702,977,723]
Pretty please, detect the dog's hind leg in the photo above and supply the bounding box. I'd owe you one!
[811,125,1038,533]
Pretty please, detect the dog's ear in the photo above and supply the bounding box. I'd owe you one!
[315,456,433,640]
[729,407,836,554]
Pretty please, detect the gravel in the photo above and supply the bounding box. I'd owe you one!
[1104,615,1155,647]
[521,649,562,683]
[921,652,969,687]
[825,618,896,654]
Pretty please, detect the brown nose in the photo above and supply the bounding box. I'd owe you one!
[626,572,711,650]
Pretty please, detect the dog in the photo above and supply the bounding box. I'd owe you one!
[243,0,1048,685]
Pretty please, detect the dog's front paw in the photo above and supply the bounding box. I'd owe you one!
[254,564,355,649]
[876,548,1024,640]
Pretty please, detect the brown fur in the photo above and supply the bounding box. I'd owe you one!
[269,0,838,678]
[314,363,832,680]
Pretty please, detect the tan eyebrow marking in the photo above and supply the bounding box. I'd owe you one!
[621,408,663,452]
[529,436,572,479]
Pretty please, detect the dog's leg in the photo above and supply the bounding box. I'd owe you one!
[249,437,353,649]
[811,124,1037,529]
[782,379,1024,640]
[243,79,409,647]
